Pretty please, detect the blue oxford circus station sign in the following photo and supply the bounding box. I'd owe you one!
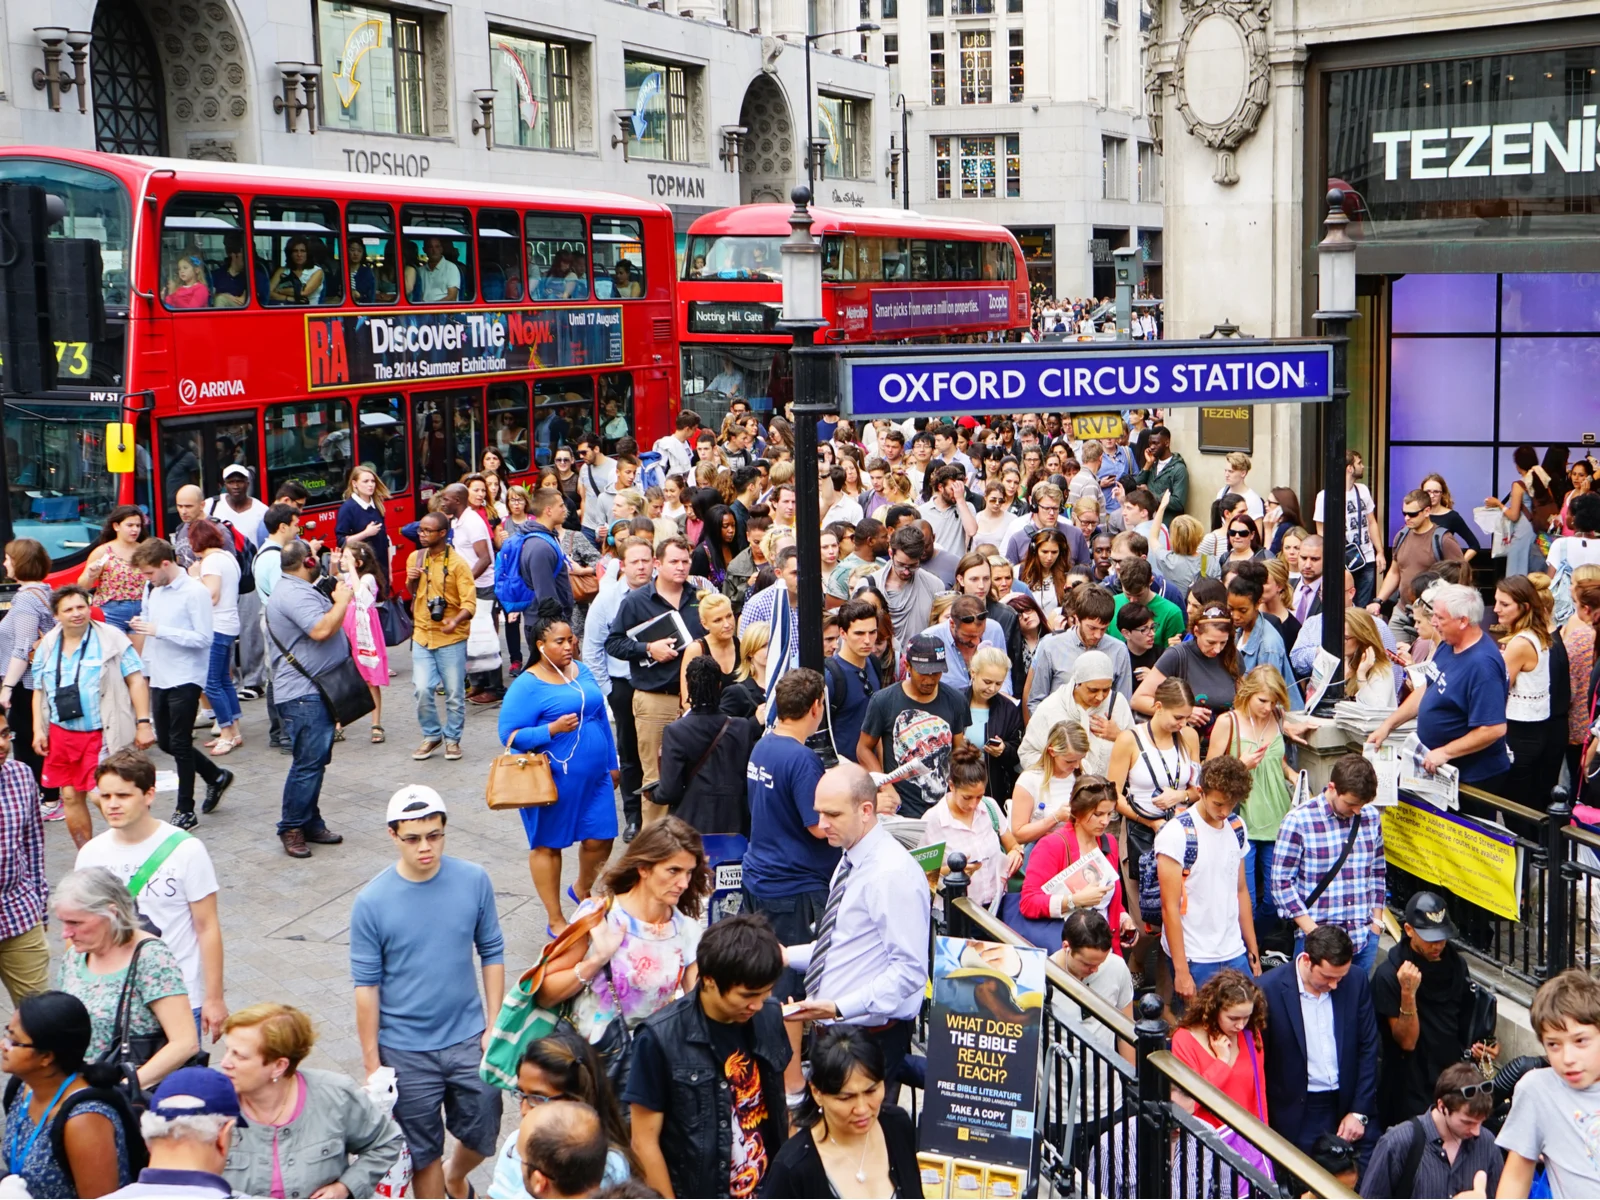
[837,341,1334,420]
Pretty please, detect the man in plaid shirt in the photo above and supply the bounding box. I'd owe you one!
[0,711,49,1003]
[1272,755,1386,975]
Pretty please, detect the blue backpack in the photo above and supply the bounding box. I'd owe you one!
[494,527,567,614]
[1137,809,1248,925]
[636,450,668,493]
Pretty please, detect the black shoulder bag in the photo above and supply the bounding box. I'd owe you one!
[267,606,375,727]
[1303,811,1363,912]
[96,938,206,1113]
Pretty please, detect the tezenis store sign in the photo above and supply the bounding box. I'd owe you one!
[1326,45,1600,238]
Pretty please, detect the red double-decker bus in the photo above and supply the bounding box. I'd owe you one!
[678,203,1029,428]
[0,148,679,581]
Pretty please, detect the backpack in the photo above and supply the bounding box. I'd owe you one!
[2,1076,148,1191]
[494,526,568,614]
[636,450,668,494]
[1392,524,1448,567]
[1137,809,1248,925]
[204,499,257,595]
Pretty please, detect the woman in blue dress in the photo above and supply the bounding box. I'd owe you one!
[499,600,620,935]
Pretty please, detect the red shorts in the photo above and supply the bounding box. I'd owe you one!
[41,725,103,793]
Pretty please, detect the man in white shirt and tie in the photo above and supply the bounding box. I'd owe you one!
[783,760,931,1087]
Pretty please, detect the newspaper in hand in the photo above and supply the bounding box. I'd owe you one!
[1399,732,1459,811]
[1040,846,1118,899]
[872,759,930,789]
[1362,740,1401,808]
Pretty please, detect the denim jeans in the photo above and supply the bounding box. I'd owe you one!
[413,641,467,743]
[1294,931,1379,976]
[206,632,241,727]
[266,677,284,746]
[99,599,140,631]
[278,694,335,835]
[1242,840,1283,936]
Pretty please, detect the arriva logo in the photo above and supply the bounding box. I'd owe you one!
[178,378,245,405]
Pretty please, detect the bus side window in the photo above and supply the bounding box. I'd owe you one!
[477,209,524,302]
[909,239,932,281]
[160,194,247,311]
[488,382,531,474]
[957,241,980,281]
[591,216,645,300]
[357,395,409,494]
[347,203,399,305]
[253,198,343,307]
[401,205,474,305]
[527,212,590,300]
[265,398,353,506]
[597,373,632,455]
[880,237,907,281]
[533,376,594,465]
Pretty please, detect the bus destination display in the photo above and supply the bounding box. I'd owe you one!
[307,305,624,389]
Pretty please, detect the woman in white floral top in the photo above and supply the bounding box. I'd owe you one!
[53,867,199,1088]
[537,817,711,1036]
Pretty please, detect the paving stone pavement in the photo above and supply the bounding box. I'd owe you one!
[3,641,601,1190]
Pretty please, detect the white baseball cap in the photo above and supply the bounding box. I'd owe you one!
[221,464,251,480]
[386,784,447,825]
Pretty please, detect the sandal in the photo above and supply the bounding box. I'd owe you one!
[209,736,243,756]
[370,725,386,744]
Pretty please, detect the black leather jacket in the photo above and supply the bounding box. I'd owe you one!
[633,992,790,1199]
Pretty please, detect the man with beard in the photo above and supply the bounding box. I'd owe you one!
[857,634,970,819]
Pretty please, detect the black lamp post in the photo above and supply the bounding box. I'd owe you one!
[776,185,830,673]
[1314,187,1358,710]
[805,22,880,194]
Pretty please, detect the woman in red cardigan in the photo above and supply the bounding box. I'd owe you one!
[1019,775,1137,951]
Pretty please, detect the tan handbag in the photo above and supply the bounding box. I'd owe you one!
[486,732,560,810]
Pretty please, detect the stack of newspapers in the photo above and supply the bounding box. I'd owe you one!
[1333,700,1416,742]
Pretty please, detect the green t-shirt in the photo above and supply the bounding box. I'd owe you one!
[1111,591,1187,651]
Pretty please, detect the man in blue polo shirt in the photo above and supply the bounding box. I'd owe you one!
[739,668,839,1094]
[1369,583,1510,794]
[825,600,882,764]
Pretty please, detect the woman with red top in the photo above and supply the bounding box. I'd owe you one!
[1018,776,1135,948]
[1170,968,1269,1128]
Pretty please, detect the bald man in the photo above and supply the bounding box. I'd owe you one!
[782,761,931,1089]
[519,1101,609,1199]
[171,484,211,568]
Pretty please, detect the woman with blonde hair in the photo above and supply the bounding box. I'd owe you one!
[883,472,915,505]
[218,1002,403,1198]
[1420,472,1482,562]
[1009,720,1092,849]
[1151,512,1204,591]
[720,620,771,720]
[1208,665,1297,934]
[1343,607,1396,710]
[1496,573,1565,815]
[679,591,741,706]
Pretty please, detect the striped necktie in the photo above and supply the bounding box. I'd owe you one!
[803,855,855,1000]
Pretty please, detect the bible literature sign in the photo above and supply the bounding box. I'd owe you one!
[920,936,1047,1174]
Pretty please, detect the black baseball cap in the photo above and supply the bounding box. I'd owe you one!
[1403,891,1458,943]
[905,634,948,674]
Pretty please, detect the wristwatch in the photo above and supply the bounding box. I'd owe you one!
[1353,1114,1369,1127]
[136,717,153,725]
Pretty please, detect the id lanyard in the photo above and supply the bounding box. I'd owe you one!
[7,1073,78,1175]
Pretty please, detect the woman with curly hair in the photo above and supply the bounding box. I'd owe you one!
[1170,967,1269,1128]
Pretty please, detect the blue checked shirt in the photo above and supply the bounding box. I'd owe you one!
[1271,793,1386,952]
[738,582,801,670]
[0,756,47,940]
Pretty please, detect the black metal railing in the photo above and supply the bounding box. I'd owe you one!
[1384,783,1568,988]
[1560,817,1600,976]
[937,866,1357,1199]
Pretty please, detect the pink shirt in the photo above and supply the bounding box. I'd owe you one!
[268,1075,309,1199]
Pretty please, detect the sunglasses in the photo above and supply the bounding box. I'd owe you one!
[1402,509,1424,519]
[1229,528,1253,538]
[1452,1080,1494,1099]
[955,613,984,625]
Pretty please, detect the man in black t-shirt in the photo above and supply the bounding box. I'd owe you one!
[625,915,791,1200]
[857,633,971,819]
[1117,601,1162,683]
[1372,891,1482,1130]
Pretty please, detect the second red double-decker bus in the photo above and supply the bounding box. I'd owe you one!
[678,203,1029,429]
[0,147,679,582]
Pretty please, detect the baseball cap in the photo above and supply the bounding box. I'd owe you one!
[386,784,448,825]
[1403,891,1458,943]
[148,1066,246,1125]
[221,464,250,480]
[905,633,948,674]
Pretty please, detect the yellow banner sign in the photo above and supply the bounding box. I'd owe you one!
[1381,796,1521,922]
[1069,412,1125,441]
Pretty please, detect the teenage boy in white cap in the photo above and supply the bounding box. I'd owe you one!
[350,785,506,1200]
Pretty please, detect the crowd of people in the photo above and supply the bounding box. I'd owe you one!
[3,402,1600,1198]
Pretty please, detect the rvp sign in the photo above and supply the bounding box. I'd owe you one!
[1069,412,1125,441]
